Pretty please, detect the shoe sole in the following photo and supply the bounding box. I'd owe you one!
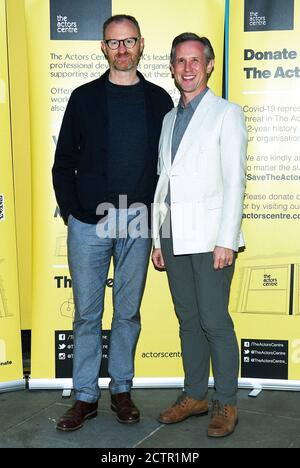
[56,410,98,432]
[207,418,239,438]
[158,410,209,425]
[111,404,140,424]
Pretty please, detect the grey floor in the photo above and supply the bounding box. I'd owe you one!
[0,387,299,448]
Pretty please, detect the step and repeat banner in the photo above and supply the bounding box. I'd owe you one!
[5,0,32,332]
[25,0,225,388]
[228,0,300,387]
[2,0,298,392]
[0,0,24,391]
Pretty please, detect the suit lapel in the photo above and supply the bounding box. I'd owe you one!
[161,108,177,173]
[171,89,218,168]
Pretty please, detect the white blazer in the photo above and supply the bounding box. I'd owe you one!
[153,89,248,255]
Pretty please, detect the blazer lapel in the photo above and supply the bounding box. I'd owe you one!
[171,89,218,168]
[161,108,177,173]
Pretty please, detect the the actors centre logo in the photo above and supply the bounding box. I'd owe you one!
[0,194,5,221]
[244,0,294,32]
[55,14,78,35]
[248,10,266,28]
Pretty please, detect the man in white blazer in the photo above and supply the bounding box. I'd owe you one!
[152,33,247,438]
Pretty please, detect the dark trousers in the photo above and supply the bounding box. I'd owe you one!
[160,218,239,405]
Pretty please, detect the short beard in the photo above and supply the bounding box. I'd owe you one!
[111,52,141,72]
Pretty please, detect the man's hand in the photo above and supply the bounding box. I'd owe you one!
[152,248,166,270]
[213,246,234,270]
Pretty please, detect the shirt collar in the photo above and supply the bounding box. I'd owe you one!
[178,87,209,112]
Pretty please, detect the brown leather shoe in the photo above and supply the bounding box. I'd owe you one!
[207,401,238,438]
[111,392,140,424]
[56,400,98,432]
[158,394,209,424]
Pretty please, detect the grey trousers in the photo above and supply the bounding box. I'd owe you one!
[160,222,239,405]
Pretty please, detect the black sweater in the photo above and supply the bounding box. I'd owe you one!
[52,70,173,224]
[105,79,148,206]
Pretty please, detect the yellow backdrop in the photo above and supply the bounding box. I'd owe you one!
[24,0,225,386]
[0,0,24,389]
[229,0,300,386]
